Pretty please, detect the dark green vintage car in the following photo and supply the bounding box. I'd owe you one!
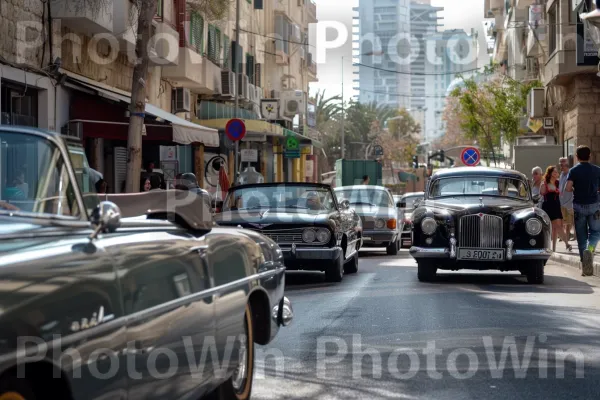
[0,126,292,400]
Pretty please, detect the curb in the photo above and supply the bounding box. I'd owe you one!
[550,252,600,277]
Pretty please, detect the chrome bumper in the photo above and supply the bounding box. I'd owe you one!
[272,296,294,327]
[410,243,551,261]
[281,245,341,260]
[362,230,397,243]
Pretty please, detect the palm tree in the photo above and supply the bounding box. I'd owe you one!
[311,89,342,128]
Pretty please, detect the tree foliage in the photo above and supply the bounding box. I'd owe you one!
[433,96,476,150]
[387,108,422,140]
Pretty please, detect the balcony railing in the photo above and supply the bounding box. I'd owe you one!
[197,101,260,120]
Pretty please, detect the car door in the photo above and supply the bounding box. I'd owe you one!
[0,232,128,400]
[101,229,215,400]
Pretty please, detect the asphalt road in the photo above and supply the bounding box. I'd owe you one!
[252,249,600,400]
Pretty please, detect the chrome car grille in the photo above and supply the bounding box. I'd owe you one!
[250,228,303,244]
[458,214,503,248]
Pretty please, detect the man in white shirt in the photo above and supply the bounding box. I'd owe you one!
[559,157,574,240]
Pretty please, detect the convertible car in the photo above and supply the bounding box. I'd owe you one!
[409,167,552,284]
[215,183,362,282]
[0,126,292,400]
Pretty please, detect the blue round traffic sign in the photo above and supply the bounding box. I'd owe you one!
[461,147,480,166]
[225,118,246,141]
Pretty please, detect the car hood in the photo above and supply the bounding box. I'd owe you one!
[422,197,532,217]
[215,209,331,226]
[350,205,397,219]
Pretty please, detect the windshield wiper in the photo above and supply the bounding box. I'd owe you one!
[285,205,309,209]
[350,202,376,206]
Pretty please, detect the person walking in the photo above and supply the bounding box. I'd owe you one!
[531,166,543,207]
[362,175,370,185]
[565,145,600,276]
[540,166,572,252]
[558,157,574,241]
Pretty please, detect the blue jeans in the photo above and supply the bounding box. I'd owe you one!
[573,203,600,260]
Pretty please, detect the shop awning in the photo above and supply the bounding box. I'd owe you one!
[63,73,219,147]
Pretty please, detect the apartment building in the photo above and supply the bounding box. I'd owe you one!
[0,0,320,192]
[488,0,598,162]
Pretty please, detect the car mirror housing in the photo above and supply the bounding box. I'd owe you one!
[91,201,121,237]
[532,194,541,203]
[340,199,350,210]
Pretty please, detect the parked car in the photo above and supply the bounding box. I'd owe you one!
[334,185,404,255]
[214,183,362,282]
[0,126,292,400]
[397,192,425,248]
[409,167,552,283]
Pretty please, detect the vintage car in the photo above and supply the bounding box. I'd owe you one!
[398,192,425,248]
[0,126,292,400]
[409,167,552,284]
[214,183,362,282]
[334,185,404,255]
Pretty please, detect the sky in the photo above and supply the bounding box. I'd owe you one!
[311,0,488,101]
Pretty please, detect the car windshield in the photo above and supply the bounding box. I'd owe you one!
[429,176,530,200]
[335,188,391,208]
[402,195,424,210]
[223,185,336,212]
[0,130,99,219]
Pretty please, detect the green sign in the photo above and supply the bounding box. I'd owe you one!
[284,130,300,157]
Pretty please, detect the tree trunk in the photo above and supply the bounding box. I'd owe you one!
[125,0,157,193]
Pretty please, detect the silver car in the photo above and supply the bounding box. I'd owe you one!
[397,192,424,248]
[334,185,404,255]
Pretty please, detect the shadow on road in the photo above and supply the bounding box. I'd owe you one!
[428,272,595,294]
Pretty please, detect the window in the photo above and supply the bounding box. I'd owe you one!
[548,3,557,54]
[189,12,204,54]
[156,0,162,18]
[246,54,255,83]
[255,63,262,87]
[223,35,231,69]
[275,15,290,54]
[207,24,221,63]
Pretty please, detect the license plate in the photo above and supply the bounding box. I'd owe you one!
[363,237,372,241]
[458,248,504,261]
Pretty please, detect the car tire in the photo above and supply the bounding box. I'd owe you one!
[344,252,359,274]
[417,261,437,282]
[325,253,344,282]
[386,239,399,256]
[0,376,37,400]
[526,261,544,284]
[217,304,255,400]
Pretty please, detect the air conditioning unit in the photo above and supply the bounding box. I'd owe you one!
[221,70,236,97]
[238,74,249,100]
[173,87,191,112]
[248,84,256,103]
[527,87,545,118]
[280,90,306,116]
[255,86,263,104]
[63,121,83,139]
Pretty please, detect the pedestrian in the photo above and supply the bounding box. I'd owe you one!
[565,145,600,276]
[362,175,370,185]
[558,157,574,241]
[531,166,543,206]
[95,179,108,194]
[540,166,572,252]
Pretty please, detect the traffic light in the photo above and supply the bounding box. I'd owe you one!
[412,155,418,169]
[440,150,445,161]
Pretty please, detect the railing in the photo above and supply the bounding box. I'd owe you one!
[1,112,36,127]
[197,101,260,120]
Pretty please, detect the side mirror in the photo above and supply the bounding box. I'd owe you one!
[397,201,406,208]
[213,200,223,213]
[340,199,350,210]
[91,201,121,237]
[532,194,541,204]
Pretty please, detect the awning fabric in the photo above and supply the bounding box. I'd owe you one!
[65,76,219,147]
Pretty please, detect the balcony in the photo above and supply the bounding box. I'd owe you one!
[308,0,317,23]
[276,50,290,65]
[543,50,596,86]
[197,101,260,120]
[113,0,137,50]
[149,21,180,66]
[162,48,222,94]
[51,0,113,34]
[516,0,536,9]
[308,60,318,82]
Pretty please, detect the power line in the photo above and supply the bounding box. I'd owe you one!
[353,62,483,76]
[356,88,449,98]
[239,28,316,49]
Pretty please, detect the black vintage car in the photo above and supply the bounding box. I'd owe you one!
[215,183,362,282]
[0,126,292,400]
[409,167,552,284]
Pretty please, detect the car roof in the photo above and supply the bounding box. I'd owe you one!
[401,192,424,197]
[227,182,333,192]
[0,125,60,138]
[430,166,528,180]
[333,185,389,191]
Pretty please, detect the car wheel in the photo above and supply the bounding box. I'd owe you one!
[217,304,255,400]
[344,252,359,274]
[386,239,400,255]
[417,261,437,282]
[526,261,544,284]
[325,253,344,282]
[0,377,37,400]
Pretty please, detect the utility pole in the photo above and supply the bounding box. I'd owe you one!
[233,0,241,185]
[341,56,345,159]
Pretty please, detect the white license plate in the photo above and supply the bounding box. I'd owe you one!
[458,249,504,261]
[363,237,372,241]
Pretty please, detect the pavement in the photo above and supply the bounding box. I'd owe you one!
[252,248,600,400]
[552,237,600,277]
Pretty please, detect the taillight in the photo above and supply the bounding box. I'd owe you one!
[387,219,397,229]
[215,207,221,213]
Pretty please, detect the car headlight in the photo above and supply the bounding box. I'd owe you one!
[375,218,386,229]
[316,228,331,243]
[421,217,437,235]
[525,218,542,236]
[302,229,316,243]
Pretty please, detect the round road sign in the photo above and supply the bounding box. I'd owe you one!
[225,118,246,141]
[461,147,481,167]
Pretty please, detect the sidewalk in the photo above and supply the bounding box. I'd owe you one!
[551,239,600,277]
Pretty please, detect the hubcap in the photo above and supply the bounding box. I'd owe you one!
[232,334,248,392]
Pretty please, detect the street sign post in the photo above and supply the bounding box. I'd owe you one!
[284,131,300,158]
[225,118,246,142]
[461,147,481,167]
